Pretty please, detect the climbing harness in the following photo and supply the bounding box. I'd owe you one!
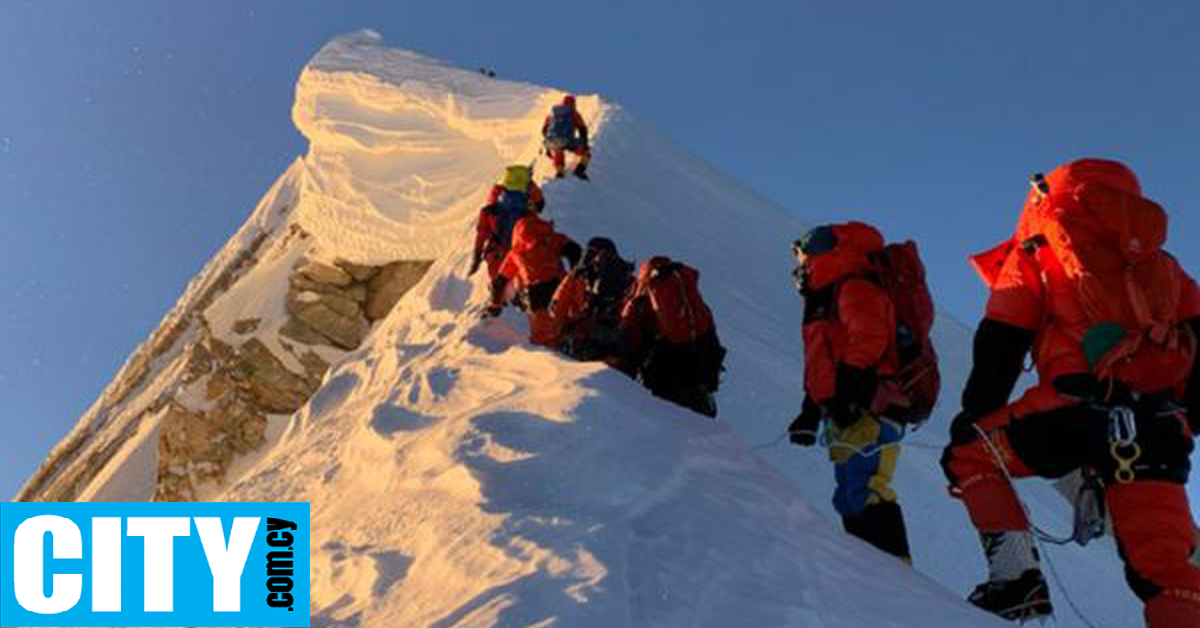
[1106,405,1141,485]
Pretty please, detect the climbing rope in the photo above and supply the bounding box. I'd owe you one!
[753,422,1104,628]
[748,432,790,452]
[973,425,1103,628]
[750,427,946,458]
[757,424,1081,544]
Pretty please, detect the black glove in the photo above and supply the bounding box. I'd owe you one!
[835,364,878,409]
[827,364,876,428]
[949,410,981,445]
[789,397,822,446]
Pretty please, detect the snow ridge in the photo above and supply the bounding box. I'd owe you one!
[21,29,1144,628]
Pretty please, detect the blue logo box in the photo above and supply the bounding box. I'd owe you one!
[0,502,310,627]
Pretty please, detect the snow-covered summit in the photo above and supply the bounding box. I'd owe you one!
[17,31,1141,627]
[291,29,602,262]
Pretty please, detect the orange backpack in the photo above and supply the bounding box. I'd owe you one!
[509,216,567,286]
[635,257,715,345]
[1028,182,1195,393]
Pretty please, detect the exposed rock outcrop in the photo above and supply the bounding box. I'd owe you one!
[366,260,434,321]
[232,318,261,335]
[335,259,379,283]
[152,255,431,501]
[15,228,274,503]
[156,331,328,502]
[282,257,433,347]
[297,260,353,287]
[16,195,433,503]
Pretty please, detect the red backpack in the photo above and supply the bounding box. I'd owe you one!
[872,241,941,424]
[636,257,715,345]
[1028,183,1194,393]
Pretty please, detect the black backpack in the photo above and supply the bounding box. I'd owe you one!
[584,257,634,314]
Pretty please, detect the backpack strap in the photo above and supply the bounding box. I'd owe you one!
[807,270,879,324]
[1022,225,1192,388]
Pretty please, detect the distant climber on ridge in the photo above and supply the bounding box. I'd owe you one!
[620,256,726,417]
[484,213,582,347]
[942,159,1200,627]
[470,165,545,279]
[787,221,941,565]
[542,94,591,180]
[551,236,635,367]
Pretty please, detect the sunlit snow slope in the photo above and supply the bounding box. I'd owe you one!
[23,30,1148,627]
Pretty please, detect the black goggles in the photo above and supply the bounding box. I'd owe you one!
[791,226,838,263]
[1029,172,1049,198]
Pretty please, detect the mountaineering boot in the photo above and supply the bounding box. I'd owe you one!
[573,162,589,180]
[691,389,717,418]
[981,530,1041,582]
[664,384,716,418]
[968,531,1051,621]
[842,501,912,561]
[967,569,1053,622]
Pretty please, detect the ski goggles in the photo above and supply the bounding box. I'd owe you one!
[1029,172,1050,199]
[791,225,838,264]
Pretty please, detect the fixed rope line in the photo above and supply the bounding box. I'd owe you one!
[751,428,948,457]
[753,424,1102,627]
[973,425,1102,628]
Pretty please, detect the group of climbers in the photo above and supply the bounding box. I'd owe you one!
[464,95,1198,626]
[785,158,1200,628]
[469,96,725,417]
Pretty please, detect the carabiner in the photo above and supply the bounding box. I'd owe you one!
[1108,405,1137,447]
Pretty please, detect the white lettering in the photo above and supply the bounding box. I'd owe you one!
[13,515,82,614]
[126,517,190,612]
[91,517,122,612]
[195,517,260,612]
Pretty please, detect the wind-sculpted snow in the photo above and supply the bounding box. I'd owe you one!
[27,29,1144,627]
[291,30,602,263]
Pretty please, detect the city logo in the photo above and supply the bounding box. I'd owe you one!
[0,502,310,627]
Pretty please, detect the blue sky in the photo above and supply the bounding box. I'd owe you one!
[2,1,1200,500]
